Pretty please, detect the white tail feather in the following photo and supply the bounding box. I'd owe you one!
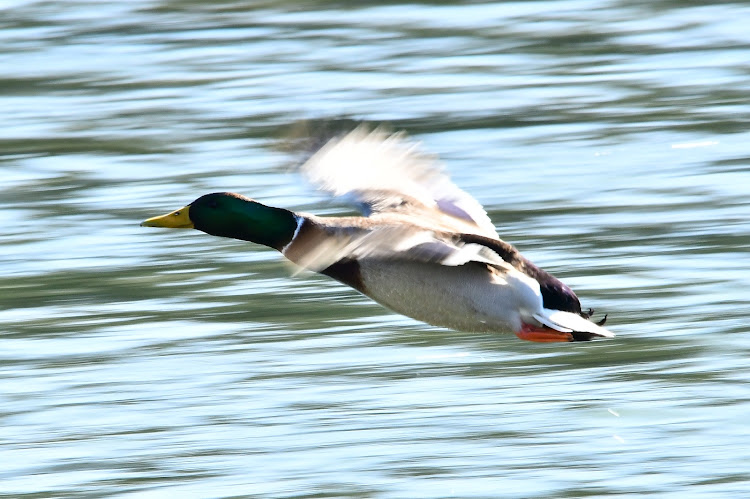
[533,309,615,338]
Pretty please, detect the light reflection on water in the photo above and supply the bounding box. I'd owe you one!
[2,0,750,497]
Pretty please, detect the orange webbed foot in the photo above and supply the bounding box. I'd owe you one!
[515,323,574,343]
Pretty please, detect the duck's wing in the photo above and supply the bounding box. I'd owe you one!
[289,223,511,274]
[299,126,499,239]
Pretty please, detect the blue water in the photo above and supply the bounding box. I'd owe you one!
[2,1,750,497]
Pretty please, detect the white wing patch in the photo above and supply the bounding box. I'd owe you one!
[300,126,499,239]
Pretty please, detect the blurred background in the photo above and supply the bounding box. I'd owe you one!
[1,1,749,497]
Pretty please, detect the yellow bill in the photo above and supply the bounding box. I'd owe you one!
[141,206,194,228]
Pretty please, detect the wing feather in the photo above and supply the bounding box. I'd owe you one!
[288,221,511,275]
[299,126,499,239]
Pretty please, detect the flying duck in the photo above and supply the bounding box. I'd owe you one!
[142,126,613,342]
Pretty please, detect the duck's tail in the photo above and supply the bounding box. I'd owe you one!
[532,308,615,341]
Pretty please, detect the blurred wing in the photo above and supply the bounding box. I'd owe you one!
[299,126,499,239]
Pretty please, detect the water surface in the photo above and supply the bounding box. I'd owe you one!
[2,1,750,497]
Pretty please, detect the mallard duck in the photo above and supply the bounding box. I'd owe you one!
[142,126,613,342]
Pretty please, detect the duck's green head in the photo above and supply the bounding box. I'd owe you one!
[141,192,298,250]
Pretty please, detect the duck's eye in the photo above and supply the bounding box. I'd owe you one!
[209,201,219,209]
